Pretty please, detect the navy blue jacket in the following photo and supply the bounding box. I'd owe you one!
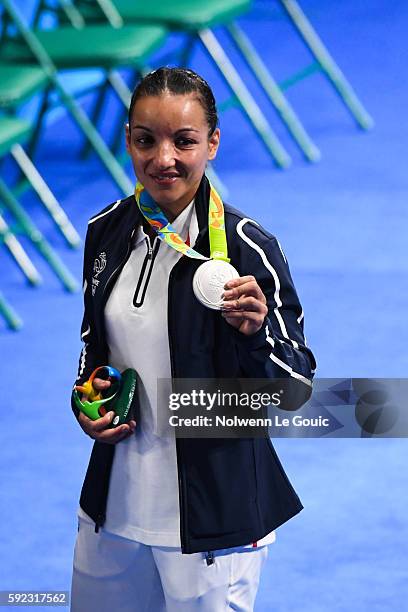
[72,176,316,553]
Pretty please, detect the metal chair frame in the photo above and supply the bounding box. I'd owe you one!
[74,0,374,167]
[1,0,134,194]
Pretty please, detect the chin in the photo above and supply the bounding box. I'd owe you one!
[151,186,181,200]
[148,183,185,202]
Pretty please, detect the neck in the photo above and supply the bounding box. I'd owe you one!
[160,201,191,223]
[156,179,201,222]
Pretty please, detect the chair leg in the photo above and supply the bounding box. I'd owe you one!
[278,0,374,130]
[26,86,51,162]
[107,70,132,108]
[3,0,133,194]
[179,34,196,67]
[83,71,132,161]
[0,212,42,285]
[0,291,23,331]
[111,105,129,159]
[198,28,291,168]
[11,144,81,249]
[110,68,144,158]
[80,78,110,160]
[56,82,133,194]
[0,178,79,293]
[225,22,321,162]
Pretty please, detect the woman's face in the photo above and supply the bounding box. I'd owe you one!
[126,93,220,219]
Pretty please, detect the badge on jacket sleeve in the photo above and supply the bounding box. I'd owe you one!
[92,252,107,296]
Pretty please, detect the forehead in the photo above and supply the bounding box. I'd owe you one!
[130,93,207,130]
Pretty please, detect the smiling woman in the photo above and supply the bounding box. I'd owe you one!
[70,67,316,612]
[125,71,220,220]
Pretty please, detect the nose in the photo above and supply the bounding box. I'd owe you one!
[154,140,175,169]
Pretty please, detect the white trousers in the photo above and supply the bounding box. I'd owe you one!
[71,517,268,612]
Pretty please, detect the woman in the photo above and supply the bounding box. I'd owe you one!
[70,67,316,611]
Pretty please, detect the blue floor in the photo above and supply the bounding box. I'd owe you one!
[1,1,407,610]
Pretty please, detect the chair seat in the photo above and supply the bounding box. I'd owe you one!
[114,0,252,30]
[2,24,167,70]
[0,116,31,157]
[0,65,49,108]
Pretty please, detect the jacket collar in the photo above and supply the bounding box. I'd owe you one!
[131,174,212,256]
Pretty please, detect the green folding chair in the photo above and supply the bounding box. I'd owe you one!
[0,68,81,250]
[211,0,373,135]
[34,0,295,167]
[0,114,79,292]
[69,0,322,166]
[274,0,373,131]
[1,208,41,330]
[0,0,168,195]
[0,209,42,287]
[28,0,230,196]
[74,0,374,163]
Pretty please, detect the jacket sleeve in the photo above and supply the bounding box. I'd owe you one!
[232,220,316,389]
[71,224,107,420]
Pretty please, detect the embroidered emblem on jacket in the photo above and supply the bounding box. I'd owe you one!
[92,252,107,295]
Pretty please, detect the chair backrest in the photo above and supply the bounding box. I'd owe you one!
[0,0,57,78]
[86,0,123,27]
[32,0,86,28]
[32,0,122,28]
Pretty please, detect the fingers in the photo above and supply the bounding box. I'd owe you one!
[222,277,268,319]
[78,411,136,445]
[222,306,266,333]
[222,307,267,320]
[96,422,135,444]
[92,378,111,392]
[221,310,265,336]
[222,295,268,315]
[221,275,267,335]
[92,411,116,432]
[222,276,266,304]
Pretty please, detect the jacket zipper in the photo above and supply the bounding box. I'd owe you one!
[133,237,160,307]
[97,226,208,542]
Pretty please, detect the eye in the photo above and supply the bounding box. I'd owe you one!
[134,134,154,146]
[175,137,196,148]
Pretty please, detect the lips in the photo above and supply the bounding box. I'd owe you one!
[150,173,181,186]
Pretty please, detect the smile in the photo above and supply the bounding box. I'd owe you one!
[151,174,181,186]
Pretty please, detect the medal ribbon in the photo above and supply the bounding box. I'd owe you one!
[134,180,230,262]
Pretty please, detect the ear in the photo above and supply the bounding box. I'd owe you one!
[207,128,220,161]
[125,123,131,153]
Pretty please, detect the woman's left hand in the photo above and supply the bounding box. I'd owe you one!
[221,275,268,336]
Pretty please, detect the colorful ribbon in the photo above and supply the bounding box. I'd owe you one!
[134,179,230,262]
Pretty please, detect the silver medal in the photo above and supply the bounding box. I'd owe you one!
[193,259,239,310]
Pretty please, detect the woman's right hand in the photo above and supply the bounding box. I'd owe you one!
[77,377,136,444]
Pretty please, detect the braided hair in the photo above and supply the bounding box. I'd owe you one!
[128,67,219,136]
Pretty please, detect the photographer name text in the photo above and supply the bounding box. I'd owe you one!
[169,415,330,428]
